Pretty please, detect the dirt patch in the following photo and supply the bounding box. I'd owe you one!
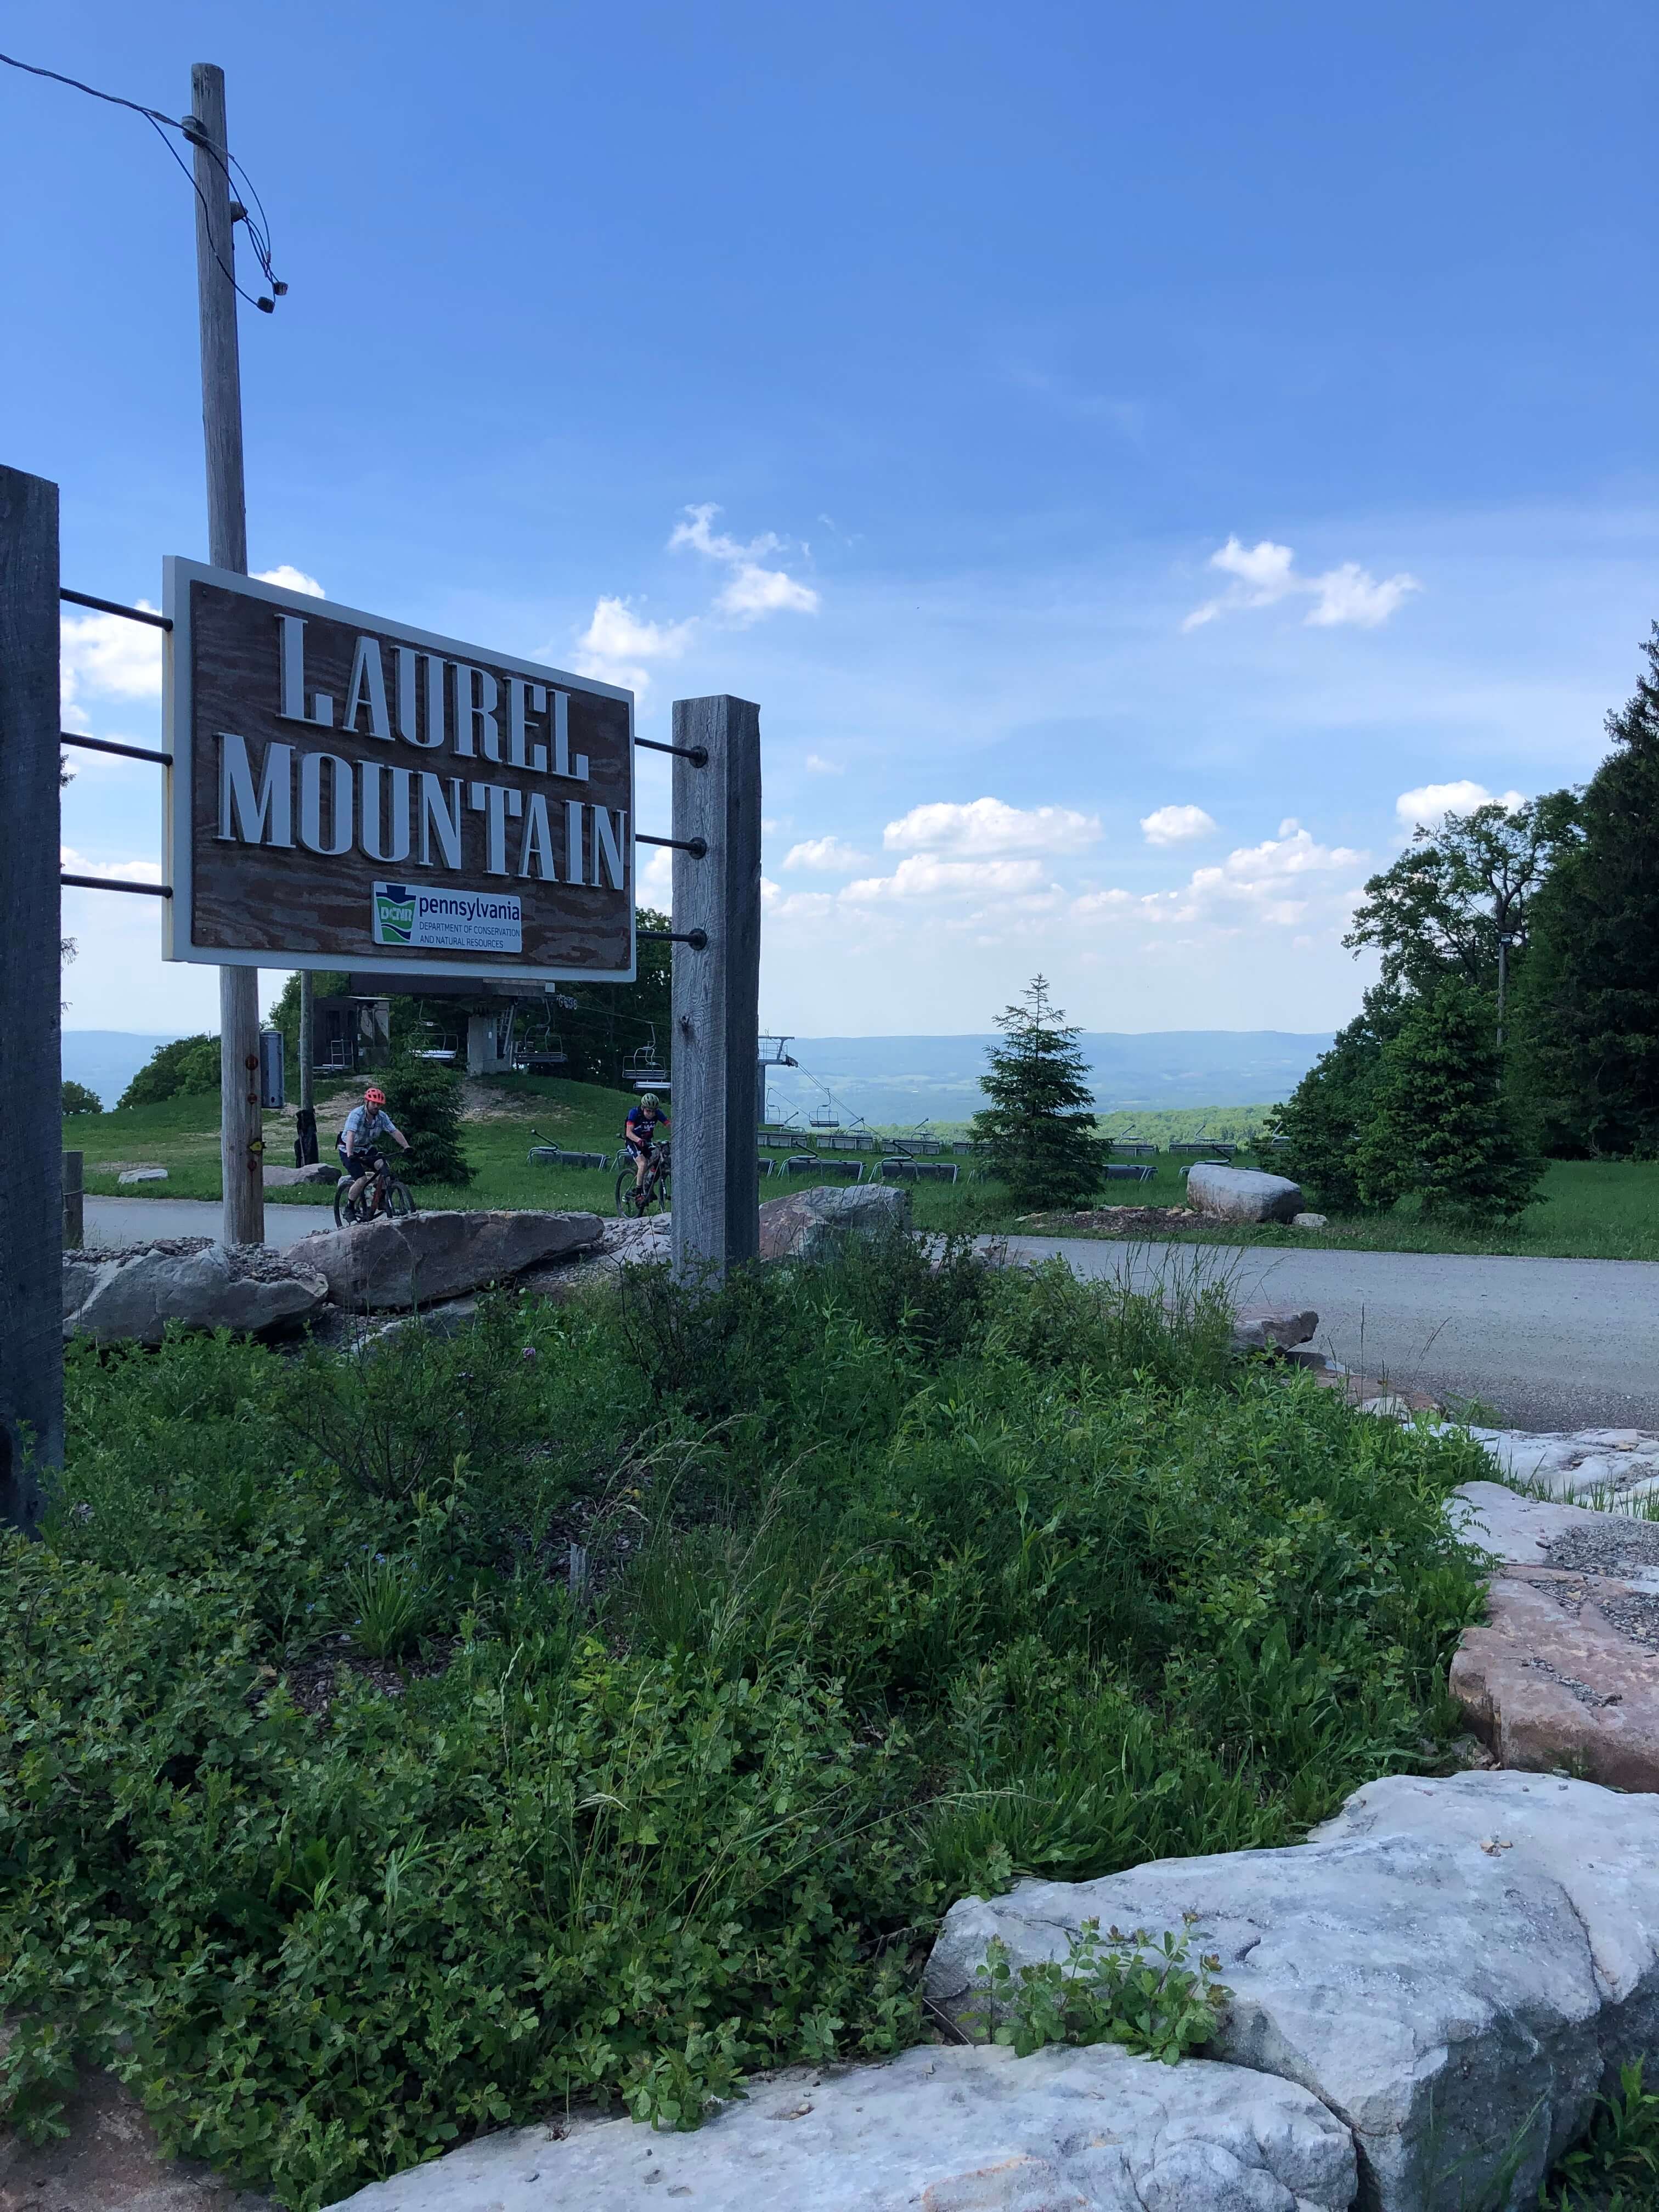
[1014,1206,1201,1235]
[459,1080,570,1125]
[0,2063,272,2211]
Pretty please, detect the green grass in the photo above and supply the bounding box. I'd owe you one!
[67,1079,1659,1258]
[0,1239,1491,2208]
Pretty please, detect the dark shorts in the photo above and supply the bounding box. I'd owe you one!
[339,1143,383,1175]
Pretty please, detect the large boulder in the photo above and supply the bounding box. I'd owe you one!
[758,1182,911,1262]
[926,1770,1659,2212]
[1229,1304,1318,1354]
[326,2039,1355,2211]
[63,1239,328,1345]
[1186,1163,1304,1223]
[291,1209,603,1312]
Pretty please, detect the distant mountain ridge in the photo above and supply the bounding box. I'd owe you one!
[763,1030,1334,1125]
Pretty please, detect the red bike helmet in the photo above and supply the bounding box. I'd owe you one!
[364,1086,387,1108]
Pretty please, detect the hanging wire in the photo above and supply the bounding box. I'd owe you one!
[0,47,286,312]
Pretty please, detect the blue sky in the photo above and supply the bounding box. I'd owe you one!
[8,0,1655,1036]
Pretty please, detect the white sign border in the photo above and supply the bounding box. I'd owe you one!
[161,556,637,983]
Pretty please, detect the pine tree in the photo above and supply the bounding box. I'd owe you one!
[1516,623,1659,1155]
[380,1053,474,1188]
[1268,994,1399,1213]
[1353,979,1542,1220]
[972,976,1106,1209]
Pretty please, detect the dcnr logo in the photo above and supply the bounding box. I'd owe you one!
[375,889,416,943]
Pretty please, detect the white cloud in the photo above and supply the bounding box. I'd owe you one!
[715,563,819,620]
[670,502,820,625]
[1183,535,1420,631]
[783,836,868,872]
[571,595,698,693]
[1395,779,1527,831]
[1141,803,1217,846]
[804,752,843,775]
[1073,821,1368,936]
[254,565,325,597]
[60,602,163,713]
[843,854,1052,902]
[60,842,162,884]
[882,796,1101,857]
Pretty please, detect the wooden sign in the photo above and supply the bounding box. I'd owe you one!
[162,560,635,980]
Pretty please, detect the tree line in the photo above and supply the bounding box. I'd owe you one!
[1274,622,1659,1220]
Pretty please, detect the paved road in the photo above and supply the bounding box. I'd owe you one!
[1001,1235,1659,1432]
[82,1201,1656,1431]
[85,1197,331,1250]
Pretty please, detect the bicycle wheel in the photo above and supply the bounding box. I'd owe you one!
[646,1165,670,1214]
[333,1178,362,1228]
[382,1177,416,1217]
[614,1167,641,1217]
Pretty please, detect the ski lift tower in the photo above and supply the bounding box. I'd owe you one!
[757,1033,797,1126]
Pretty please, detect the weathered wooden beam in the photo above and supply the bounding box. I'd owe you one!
[668,696,761,1282]
[0,464,63,1533]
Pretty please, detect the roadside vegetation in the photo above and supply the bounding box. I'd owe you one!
[0,1238,1489,2208]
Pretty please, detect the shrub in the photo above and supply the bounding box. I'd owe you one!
[117,1034,221,1109]
[60,1079,101,1116]
[1,1245,1492,2209]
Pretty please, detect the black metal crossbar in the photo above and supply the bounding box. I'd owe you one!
[61,873,172,898]
[634,737,708,765]
[59,588,172,631]
[638,928,708,949]
[61,731,170,767]
[636,832,707,856]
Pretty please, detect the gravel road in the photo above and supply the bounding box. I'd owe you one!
[82,1200,1657,1431]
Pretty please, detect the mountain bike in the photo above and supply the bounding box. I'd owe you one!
[614,1142,671,1218]
[334,1149,416,1227]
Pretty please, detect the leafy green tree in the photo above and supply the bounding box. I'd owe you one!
[117,1034,221,1110]
[1353,979,1543,1220]
[1517,624,1659,1156]
[1266,994,1401,1213]
[61,1080,102,1117]
[376,1053,473,1187]
[1345,792,1579,1002]
[972,976,1106,1208]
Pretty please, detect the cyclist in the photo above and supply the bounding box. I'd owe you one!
[622,1091,669,1206]
[338,1085,411,1216]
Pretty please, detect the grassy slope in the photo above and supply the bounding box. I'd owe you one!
[67,1080,1659,1260]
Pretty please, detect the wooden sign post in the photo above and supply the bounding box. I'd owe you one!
[0,464,62,1535]
[669,696,761,1283]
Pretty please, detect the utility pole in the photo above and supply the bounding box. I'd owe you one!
[669,696,761,1284]
[1497,931,1514,1050]
[189,61,264,1244]
[0,464,62,1534]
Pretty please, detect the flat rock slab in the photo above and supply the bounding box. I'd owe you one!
[1186,1164,1304,1223]
[63,1242,329,1346]
[1450,1481,1659,1788]
[926,1771,1659,2212]
[325,2041,1355,2212]
[1464,1427,1659,1502]
[291,1210,603,1311]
